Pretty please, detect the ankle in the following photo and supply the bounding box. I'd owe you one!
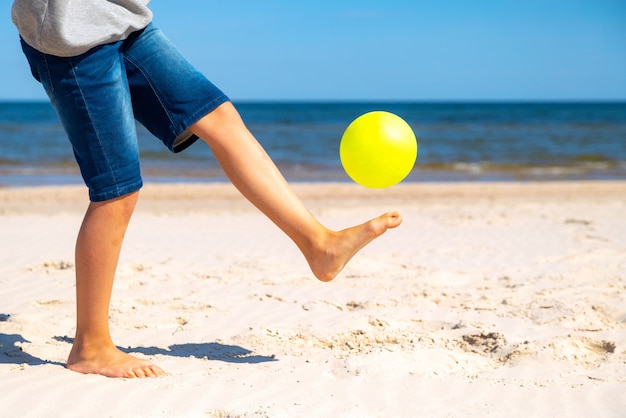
[70,334,115,356]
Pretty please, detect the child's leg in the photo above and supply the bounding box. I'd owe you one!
[121,25,401,280]
[66,191,165,378]
[19,38,165,378]
[190,102,402,282]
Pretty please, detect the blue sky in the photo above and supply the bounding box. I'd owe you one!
[2,0,625,101]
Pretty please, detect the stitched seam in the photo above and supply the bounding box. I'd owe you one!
[68,57,119,195]
[123,54,178,133]
[41,53,54,94]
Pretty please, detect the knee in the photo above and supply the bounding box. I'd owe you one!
[116,190,140,215]
[90,190,140,220]
[190,101,248,146]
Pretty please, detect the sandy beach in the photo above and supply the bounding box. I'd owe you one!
[1,180,625,417]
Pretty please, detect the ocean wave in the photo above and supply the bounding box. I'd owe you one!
[2,101,625,185]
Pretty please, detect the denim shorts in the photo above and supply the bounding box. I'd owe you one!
[20,23,229,202]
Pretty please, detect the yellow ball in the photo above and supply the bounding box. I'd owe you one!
[340,111,418,188]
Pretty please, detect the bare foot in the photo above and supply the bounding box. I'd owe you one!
[67,343,165,378]
[306,212,402,282]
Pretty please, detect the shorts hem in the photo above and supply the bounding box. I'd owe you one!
[88,180,143,202]
[171,94,230,153]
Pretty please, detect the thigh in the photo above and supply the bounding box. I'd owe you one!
[121,24,229,153]
[21,40,142,202]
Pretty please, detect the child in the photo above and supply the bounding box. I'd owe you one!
[12,0,402,378]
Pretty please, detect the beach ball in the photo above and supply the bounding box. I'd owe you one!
[340,111,418,188]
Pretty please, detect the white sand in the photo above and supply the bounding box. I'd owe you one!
[1,181,625,417]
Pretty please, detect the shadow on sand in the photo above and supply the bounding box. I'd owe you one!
[1,311,275,368]
[0,333,64,367]
[52,336,277,364]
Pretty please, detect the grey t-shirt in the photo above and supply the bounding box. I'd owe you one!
[12,0,153,57]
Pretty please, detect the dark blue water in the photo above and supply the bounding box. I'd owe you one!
[1,101,625,186]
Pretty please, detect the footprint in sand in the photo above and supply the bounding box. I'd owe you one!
[461,332,507,354]
[547,335,617,368]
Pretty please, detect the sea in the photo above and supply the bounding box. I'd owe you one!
[1,101,625,187]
